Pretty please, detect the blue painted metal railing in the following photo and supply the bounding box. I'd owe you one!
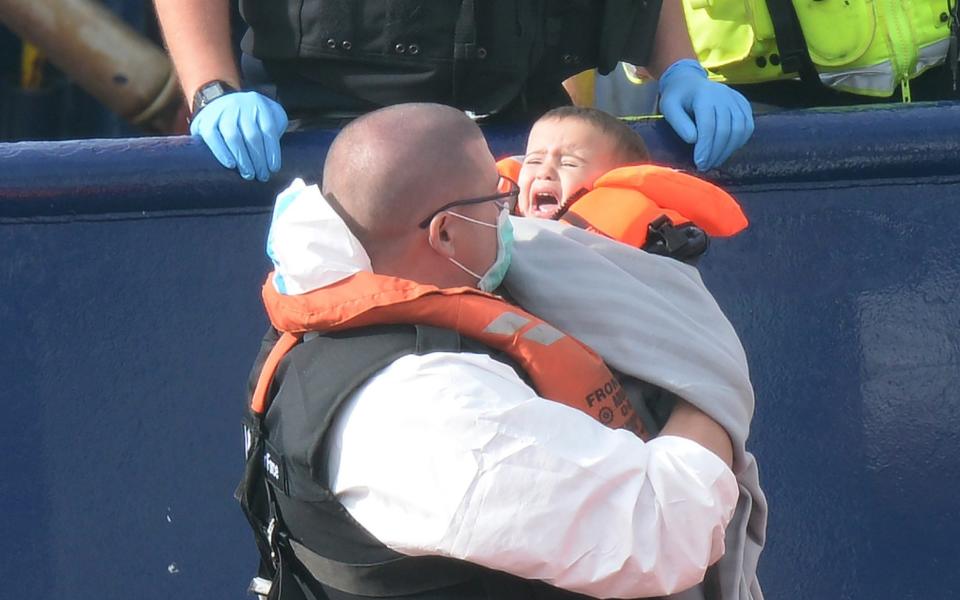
[2,103,959,599]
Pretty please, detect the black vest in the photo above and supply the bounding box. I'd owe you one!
[241,324,634,599]
[238,0,663,115]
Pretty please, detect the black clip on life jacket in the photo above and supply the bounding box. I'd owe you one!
[643,215,710,266]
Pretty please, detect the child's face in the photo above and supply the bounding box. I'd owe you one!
[517,117,620,219]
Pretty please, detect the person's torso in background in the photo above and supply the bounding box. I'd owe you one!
[684,0,951,98]
[237,0,605,116]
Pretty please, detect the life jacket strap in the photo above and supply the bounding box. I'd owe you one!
[240,418,318,600]
[287,536,481,597]
[252,332,300,415]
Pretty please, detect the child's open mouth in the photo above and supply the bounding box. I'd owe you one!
[531,191,562,219]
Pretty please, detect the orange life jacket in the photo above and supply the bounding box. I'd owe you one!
[251,271,645,437]
[496,157,748,248]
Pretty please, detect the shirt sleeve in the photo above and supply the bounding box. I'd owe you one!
[325,351,739,599]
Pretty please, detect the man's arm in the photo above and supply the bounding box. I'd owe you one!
[327,352,738,598]
[642,0,755,171]
[645,0,697,79]
[153,0,287,181]
[153,0,240,102]
[661,398,734,468]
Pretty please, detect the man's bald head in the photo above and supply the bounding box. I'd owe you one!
[322,103,497,246]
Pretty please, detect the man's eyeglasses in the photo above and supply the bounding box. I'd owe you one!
[417,176,519,228]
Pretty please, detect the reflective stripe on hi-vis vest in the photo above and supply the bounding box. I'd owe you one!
[252,272,646,437]
[495,157,748,248]
[682,0,951,97]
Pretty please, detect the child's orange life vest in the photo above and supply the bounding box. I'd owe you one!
[497,157,748,248]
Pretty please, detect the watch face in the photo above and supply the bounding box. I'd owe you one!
[193,81,235,116]
[203,83,225,100]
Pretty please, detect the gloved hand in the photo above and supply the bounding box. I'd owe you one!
[190,91,288,182]
[658,59,754,172]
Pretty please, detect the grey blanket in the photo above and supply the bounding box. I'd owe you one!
[505,217,767,600]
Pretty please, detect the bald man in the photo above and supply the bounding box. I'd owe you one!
[318,103,505,291]
[241,103,738,600]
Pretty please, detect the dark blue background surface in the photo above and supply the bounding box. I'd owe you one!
[2,103,959,599]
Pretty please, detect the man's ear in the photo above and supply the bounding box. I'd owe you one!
[428,213,457,258]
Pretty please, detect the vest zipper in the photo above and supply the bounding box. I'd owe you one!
[881,0,917,101]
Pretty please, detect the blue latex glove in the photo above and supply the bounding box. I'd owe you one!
[190,91,288,182]
[658,59,755,171]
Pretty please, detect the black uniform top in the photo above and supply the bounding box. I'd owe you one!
[238,0,662,117]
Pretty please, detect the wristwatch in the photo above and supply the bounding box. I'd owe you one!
[190,80,238,120]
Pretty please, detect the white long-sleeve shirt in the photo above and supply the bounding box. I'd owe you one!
[325,351,739,599]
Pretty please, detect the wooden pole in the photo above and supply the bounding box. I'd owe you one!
[0,0,185,133]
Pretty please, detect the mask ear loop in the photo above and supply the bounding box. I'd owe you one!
[447,256,483,280]
[442,210,498,283]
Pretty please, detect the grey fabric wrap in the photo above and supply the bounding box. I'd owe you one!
[504,217,767,600]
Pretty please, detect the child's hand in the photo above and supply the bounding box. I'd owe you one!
[657,59,755,172]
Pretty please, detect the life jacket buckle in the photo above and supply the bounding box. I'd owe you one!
[248,576,273,599]
[644,216,709,263]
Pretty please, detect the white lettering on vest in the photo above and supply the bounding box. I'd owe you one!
[264,452,280,480]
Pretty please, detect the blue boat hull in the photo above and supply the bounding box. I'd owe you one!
[2,103,958,599]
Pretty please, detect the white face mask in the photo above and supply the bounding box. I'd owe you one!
[444,207,514,292]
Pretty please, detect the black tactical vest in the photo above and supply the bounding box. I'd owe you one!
[238,0,663,115]
[239,324,627,599]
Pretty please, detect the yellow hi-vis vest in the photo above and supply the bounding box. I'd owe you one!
[684,0,952,98]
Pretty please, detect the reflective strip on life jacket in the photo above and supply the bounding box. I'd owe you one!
[255,271,646,437]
